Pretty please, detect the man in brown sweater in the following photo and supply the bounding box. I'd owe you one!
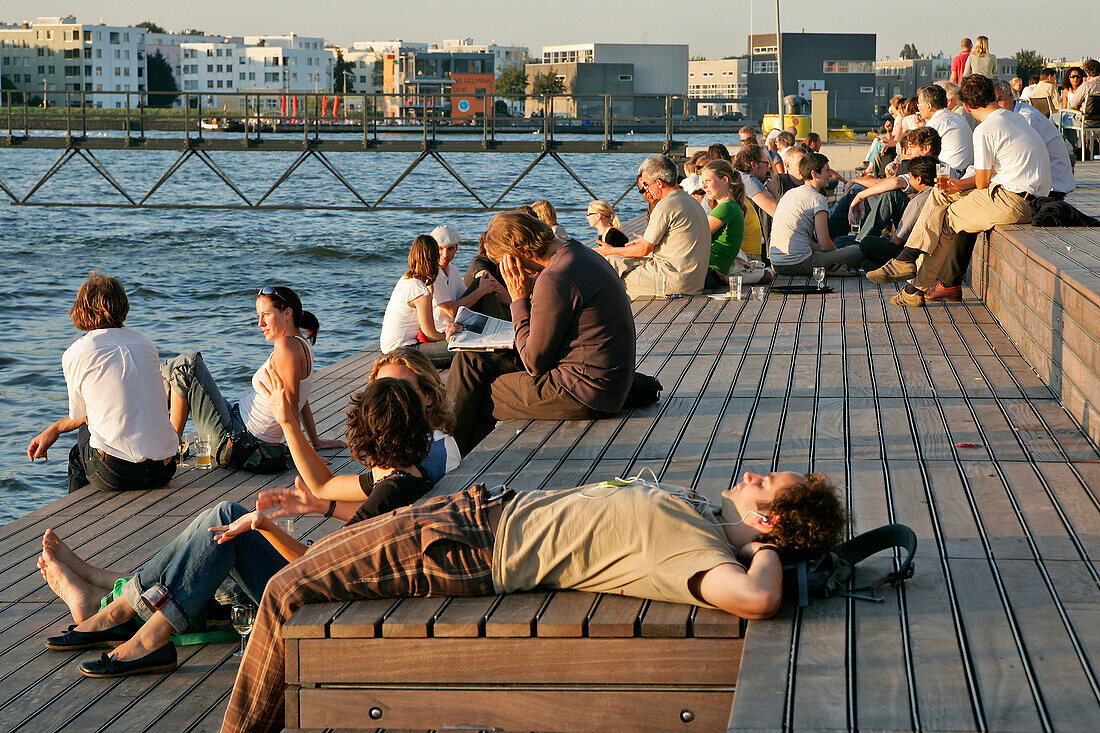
[447,212,636,454]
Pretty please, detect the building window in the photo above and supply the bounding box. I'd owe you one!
[860,86,874,93]
[752,60,778,74]
[752,45,778,54]
[618,74,632,81]
[824,61,874,74]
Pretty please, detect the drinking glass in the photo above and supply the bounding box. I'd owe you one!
[195,436,212,470]
[231,604,256,657]
[751,286,767,301]
[812,267,826,291]
[936,163,950,188]
[177,433,197,469]
[730,275,744,300]
[657,270,667,299]
[275,517,295,537]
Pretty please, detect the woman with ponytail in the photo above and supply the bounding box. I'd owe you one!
[160,285,344,473]
[585,200,628,246]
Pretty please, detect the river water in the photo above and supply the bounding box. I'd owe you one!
[0,131,728,524]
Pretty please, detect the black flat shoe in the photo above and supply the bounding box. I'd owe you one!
[45,619,139,651]
[79,643,177,678]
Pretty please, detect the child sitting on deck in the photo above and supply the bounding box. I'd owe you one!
[220,470,846,732]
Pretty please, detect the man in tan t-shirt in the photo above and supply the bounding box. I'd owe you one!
[221,470,846,731]
[597,154,712,298]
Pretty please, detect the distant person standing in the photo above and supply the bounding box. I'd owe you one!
[597,155,711,297]
[962,36,997,79]
[28,272,177,493]
[950,38,972,85]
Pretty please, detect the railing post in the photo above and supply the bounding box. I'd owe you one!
[125,91,131,144]
[603,94,611,150]
[81,90,87,139]
[65,91,71,141]
[140,92,145,141]
[665,95,673,153]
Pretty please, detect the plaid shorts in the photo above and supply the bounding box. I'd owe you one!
[221,484,507,732]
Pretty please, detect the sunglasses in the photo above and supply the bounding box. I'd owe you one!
[258,286,292,309]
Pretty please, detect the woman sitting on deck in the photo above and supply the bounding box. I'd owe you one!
[38,359,450,678]
[380,234,461,368]
[585,199,629,246]
[162,285,343,473]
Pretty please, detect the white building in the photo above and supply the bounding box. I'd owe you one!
[688,58,749,116]
[539,43,688,95]
[0,16,147,108]
[178,34,332,111]
[146,31,229,105]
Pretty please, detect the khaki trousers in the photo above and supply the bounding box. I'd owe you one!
[908,185,1032,291]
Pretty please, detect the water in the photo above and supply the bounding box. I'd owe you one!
[0,131,724,524]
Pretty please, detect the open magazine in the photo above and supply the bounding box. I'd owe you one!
[447,306,515,351]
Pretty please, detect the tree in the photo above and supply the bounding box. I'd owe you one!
[181,29,206,36]
[145,51,179,108]
[333,49,354,94]
[1015,49,1045,83]
[531,72,566,96]
[899,43,920,60]
[134,21,165,34]
[371,59,384,90]
[496,60,528,101]
[0,75,25,105]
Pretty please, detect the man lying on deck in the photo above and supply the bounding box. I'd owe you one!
[220,470,845,732]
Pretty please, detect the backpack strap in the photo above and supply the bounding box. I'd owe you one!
[837,523,917,592]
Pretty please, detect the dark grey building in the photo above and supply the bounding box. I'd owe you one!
[524,61,651,118]
[746,32,876,125]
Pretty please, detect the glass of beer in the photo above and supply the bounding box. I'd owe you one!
[936,163,950,188]
[730,275,744,300]
[195,436,212,470]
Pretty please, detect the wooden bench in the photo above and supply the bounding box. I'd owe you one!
[285,591,743,731]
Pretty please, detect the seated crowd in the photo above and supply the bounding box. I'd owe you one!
[26,54,1089,731]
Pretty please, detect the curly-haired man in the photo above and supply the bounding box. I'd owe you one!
[222,469,846,731]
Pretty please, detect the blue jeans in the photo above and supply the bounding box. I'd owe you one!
[67,424,175,494]
[121,501,289,634]
[161,351,245,460]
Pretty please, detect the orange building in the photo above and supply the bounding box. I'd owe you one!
[449,73,495,118]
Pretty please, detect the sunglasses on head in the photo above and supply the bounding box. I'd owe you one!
[258,286,292,309]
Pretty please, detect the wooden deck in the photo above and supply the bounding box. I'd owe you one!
[0,165,1098,731]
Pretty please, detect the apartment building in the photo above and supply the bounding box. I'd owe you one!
[146,31,229,104]
[178,34,332,111]
[0,16,146,108]
[688,58,749,116]
[383,46,496,120]
[440,38,528,74]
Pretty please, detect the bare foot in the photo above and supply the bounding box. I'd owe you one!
[42,529,124,590]
[40,546,109,624]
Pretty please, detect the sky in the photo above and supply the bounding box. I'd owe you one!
[3,1,1095,63]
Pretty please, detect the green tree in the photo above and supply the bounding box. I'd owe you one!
[899,43,920,60]
[496,60,528,101]
[134,21,165,34]
[1015,49,1045,83]
[531,72,566,96]
[145,51,179,108]
[333,49,354,93]
[371,59,384,89]
[0,75,25,105]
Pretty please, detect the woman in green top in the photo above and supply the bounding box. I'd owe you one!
[700,159,747,289]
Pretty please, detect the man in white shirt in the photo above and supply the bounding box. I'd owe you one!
[428,224,499,330]
[769,152,865,276]
[27,272,178,492]
[597,155,711,297]
[868,74,1051,306]
[918,85,975,176]
[993,80,1074,198]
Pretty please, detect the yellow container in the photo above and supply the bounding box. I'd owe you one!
[762,114,810,137]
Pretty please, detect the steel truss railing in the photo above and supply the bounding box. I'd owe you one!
[0,90,689,211]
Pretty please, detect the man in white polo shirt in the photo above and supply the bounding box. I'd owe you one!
[867,74,1051,306]
[918,84,974,176]
[27,272,178,492]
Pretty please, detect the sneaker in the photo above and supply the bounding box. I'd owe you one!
[925,282,962,302]
[866,258,917,284]
[890,288,925,307]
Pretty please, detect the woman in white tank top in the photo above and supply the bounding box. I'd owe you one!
[160,286,345,473]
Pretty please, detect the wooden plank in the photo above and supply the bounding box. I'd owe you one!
[536,591,596,638]
[327,598,397,638]
[299,688,737,731]
[284,602,346,639]
[483,591,547,638]
[639,601,691,638]
[587,594,644,638]
[382,596,448,638]
[432,595,497,638]
[726,610,794,731]
[296,637,744,685]
[691,607,743,638]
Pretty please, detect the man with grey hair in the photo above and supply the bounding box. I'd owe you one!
[596,155,711,297]
[993,80,1074,199]
[935,80,978,129]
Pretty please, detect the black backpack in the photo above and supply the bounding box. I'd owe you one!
[782,523,917,607]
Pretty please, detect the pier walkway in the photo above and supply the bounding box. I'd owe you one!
[0,165,1098,731]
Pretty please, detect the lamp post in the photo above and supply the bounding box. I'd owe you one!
[42,77,48,108]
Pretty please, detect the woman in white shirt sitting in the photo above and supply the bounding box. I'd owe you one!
[161,285,343,473]
[379,234,457,368]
